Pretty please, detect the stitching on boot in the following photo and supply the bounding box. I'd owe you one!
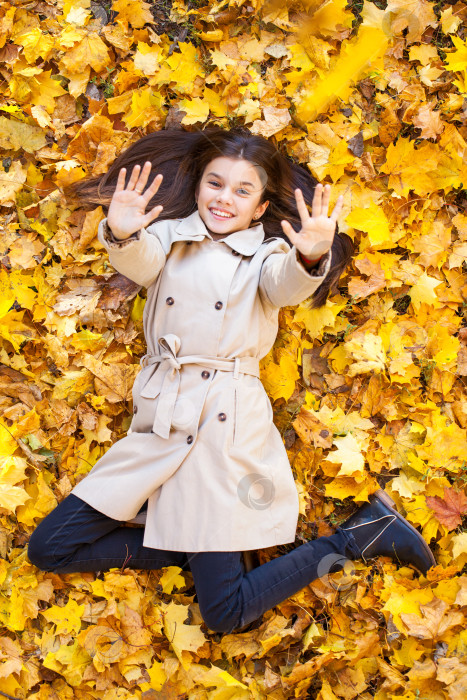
[342,515,396,558]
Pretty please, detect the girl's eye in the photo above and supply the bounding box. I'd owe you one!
[207,181,249,195]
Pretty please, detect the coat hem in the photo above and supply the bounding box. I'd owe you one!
[138,538,298,553]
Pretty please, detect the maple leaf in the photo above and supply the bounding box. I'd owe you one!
[0,117,47,153]
[426,487,467,531]
[293,408,333,448]
[59,31,111,74]
[133,42,164,75]
[400,598,464,640]
[344,331,387,377]
[250,106,291,138]
[443,35,467,73]
[260,353,299,402]
[15,28,54,63]
[440,7,462,35]
[164,42,204,93]
[409,272,442,311]
[162,600,208,670]
[386,0,438,43]
[412,103,444,139]
[179,97,210,125]
[124,88,165,129]
[112,0,153,29]
[324,433,366,477]
[41,598,85,635]
[345,201,391,247]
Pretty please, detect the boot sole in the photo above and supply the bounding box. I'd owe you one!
[374,488,436,573]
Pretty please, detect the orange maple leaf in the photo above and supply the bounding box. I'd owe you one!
[426,487,467,531]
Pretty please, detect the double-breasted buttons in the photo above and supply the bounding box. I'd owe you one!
[215,301,223,310]
[166,297,174,305]
[133,405,138,414]
[201,370,210,379]
[187,435,194,444]
[218,413,227,421]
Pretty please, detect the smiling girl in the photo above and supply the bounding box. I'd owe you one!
[28,127,435,634]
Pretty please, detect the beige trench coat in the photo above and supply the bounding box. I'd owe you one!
[71,210,332,551]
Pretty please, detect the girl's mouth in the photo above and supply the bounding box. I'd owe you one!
[209,207,234,220]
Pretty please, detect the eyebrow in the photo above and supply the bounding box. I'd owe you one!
[206,172,255,188]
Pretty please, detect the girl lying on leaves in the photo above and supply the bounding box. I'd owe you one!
[28,127,436,634]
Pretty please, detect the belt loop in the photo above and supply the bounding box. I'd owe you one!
[233,358,240,379]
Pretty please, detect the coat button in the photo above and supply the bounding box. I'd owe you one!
[218,413,227,421]
[232,250,240,256]
[215,301,223,310]
[166,297,174,305]
[133,405,138,414]
[186,241,192,245]
[187,435,194,444]
[201,370,210,379]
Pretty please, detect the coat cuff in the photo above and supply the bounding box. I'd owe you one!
[101,219,142,248]
[295,247,332,277]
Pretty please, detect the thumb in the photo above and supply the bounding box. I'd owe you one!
[142,205,163,228]
[281,219,296,240]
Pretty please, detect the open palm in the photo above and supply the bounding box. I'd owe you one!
[108,161,164,239]
[281,184,343,259]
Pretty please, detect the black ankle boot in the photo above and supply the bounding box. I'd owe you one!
[339,489,436,575]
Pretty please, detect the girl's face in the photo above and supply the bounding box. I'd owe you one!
[196,157,269,237]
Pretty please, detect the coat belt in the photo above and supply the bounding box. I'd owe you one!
[138,333,260,439]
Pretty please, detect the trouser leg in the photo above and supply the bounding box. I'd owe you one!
[27,494,188,573]
[186,527,361,634]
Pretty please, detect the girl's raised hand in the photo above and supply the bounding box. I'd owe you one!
[281,184,343,259]
[107,161,164,239]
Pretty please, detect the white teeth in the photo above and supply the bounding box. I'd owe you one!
[210,208,233,218]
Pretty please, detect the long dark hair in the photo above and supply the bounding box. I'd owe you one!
[65,127,354,308]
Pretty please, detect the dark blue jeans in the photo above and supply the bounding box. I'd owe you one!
[27,494,362,634]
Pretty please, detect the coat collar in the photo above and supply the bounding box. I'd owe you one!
[174,209,265,256]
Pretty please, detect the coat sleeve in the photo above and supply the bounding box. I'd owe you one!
[258,242,332,308]
[97,218,167,288]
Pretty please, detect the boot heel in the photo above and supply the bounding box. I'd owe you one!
[374,489,396,508]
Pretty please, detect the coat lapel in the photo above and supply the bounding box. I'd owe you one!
[174,210,266,256]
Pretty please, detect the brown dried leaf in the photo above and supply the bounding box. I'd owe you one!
[426,487,467,531]
[293,408,333,448]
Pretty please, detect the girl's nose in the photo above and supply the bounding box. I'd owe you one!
[217,188,233,204]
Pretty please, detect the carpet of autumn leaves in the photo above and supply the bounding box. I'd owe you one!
[0,0,467,697]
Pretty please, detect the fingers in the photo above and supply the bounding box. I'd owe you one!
[311,183,323,217]
[321,184,331,216]
[127,163,144,192]
[295,188,309,223]
[115,167,127,193]
[116,163,163,200]
[312,183,331,217]
[127,162,153,194]
[330,194,344,221]
[142,172,163,202]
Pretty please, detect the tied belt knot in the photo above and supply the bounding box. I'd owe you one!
[138,333,260,439]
